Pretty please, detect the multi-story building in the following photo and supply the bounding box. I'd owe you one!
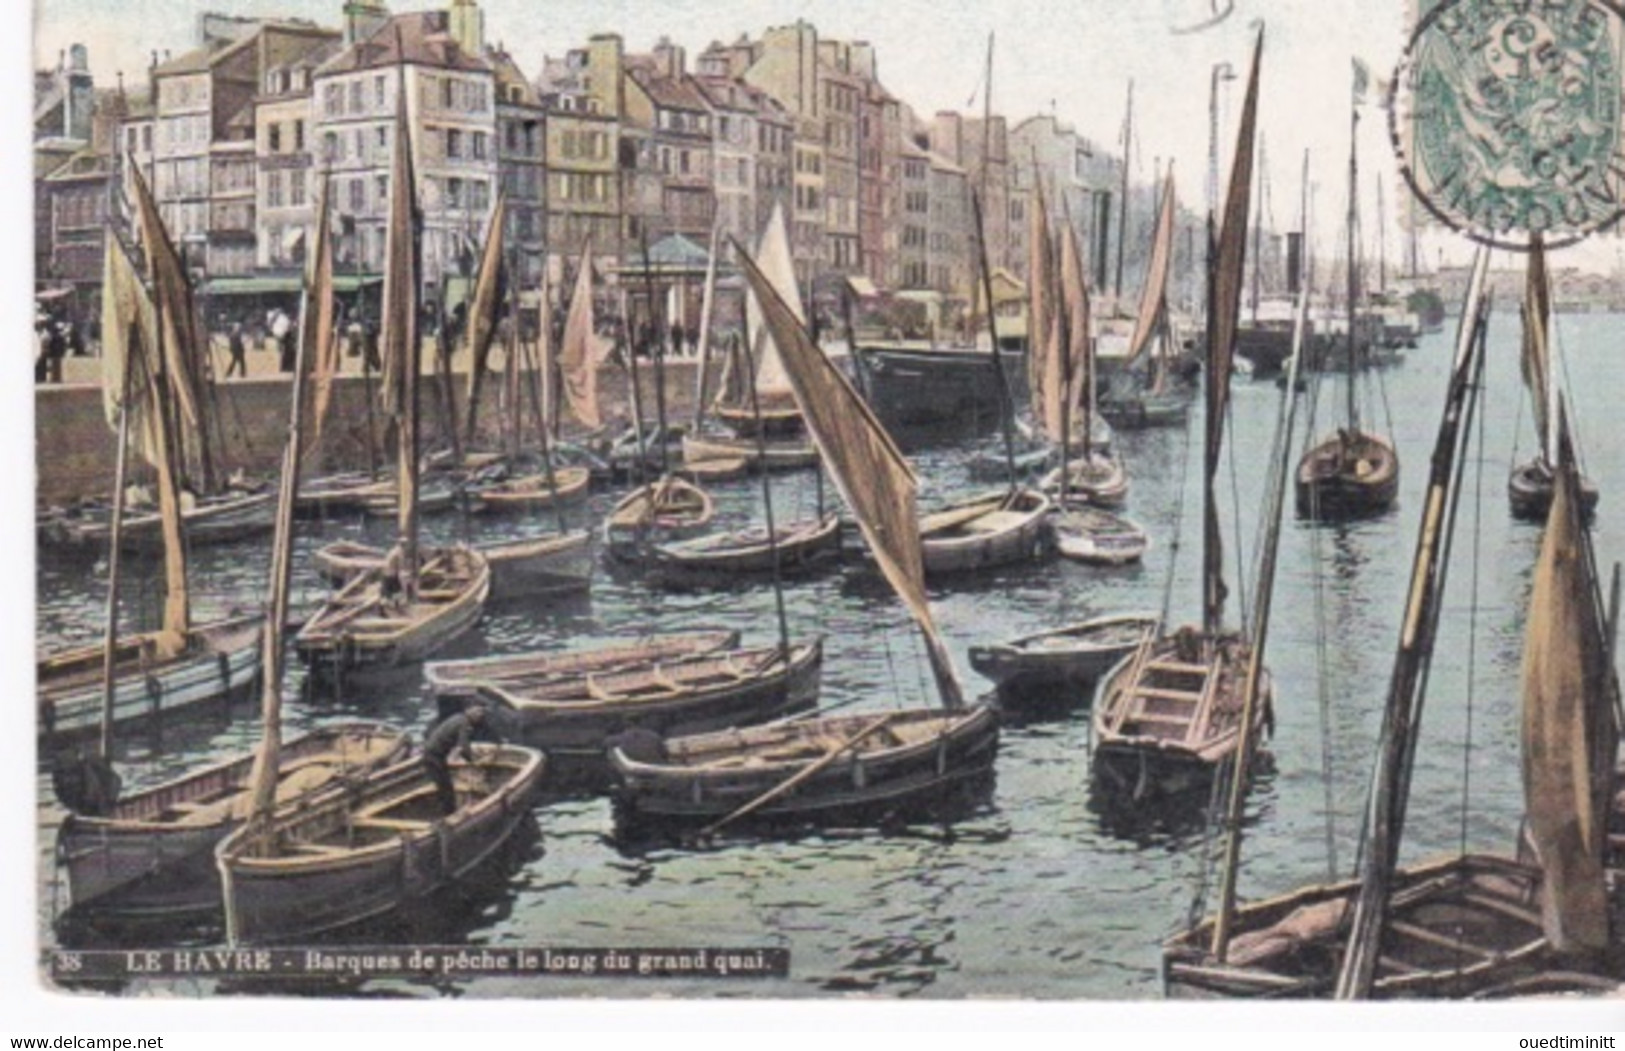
[34,43,98,297]
[897,140,930,292]
[490,47,545,284]
[694,69,773,254]
[815,39,866,275]
[255,42,335,274]
[1010,114,1109,283]
[857,79,897,288]
[625,41,713,245]
[926,148,969,309]
[312,2,495,292]
[537,35,622,265]
[142,18,339,278]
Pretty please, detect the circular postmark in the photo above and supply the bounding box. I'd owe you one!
[1390,0,1625,250]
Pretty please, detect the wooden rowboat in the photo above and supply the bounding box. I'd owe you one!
[1040,451,1130,509]
[56,723,407,919]
[968,612,1159,698]
[681,431,819,473]
[1162,854,1551,998]
[466,465,592,514]
[1508,457,1600,522]
[918,488,1053,575]
[40,490,276,553]
[38,614,263,743]
[1053,504,1150,564]
[602,475,715,559]
[1091,628,1272,801]
[609,703,999,828]
[473,639,823,763]
[215,745,545,944]
[424,630,742,700]
[1294,428,1399,520]
[295,544,490,678]
[646,513,842,587]
[316,532,592,600]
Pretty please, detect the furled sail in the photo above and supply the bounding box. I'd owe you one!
[1520,407,1619,953]
[1027,179,1056,434]
[558,242,607,431]
[302,188,338,461]
[378,82,422,585]
[1521,235,1555,467]
[1058,221,1092,444]
[737,242,964,710]
[463,192,507,444]
[1128,172,1177,366]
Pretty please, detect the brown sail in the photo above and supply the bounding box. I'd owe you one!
[378,86,422,587]
[1026,179,1061,439]
[736,242,963,710]
[302,186,339,464]
[1520,409,1618,954]
[1127,172,1176,366]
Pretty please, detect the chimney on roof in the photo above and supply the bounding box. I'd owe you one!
[343,0,389,47]
[653,37,685,79]
[448,0,483,57]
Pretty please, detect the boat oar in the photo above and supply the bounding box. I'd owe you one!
[697,713,898,839]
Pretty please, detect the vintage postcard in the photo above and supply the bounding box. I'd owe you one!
[19,0,1625,1026]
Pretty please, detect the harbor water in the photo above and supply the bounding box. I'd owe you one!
[34,310,1625,998]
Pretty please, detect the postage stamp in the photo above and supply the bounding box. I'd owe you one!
[1392,0,1625,248]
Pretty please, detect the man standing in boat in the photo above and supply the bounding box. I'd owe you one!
[422,702,499,816]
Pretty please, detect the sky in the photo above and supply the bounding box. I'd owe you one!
[31,0,1625,276]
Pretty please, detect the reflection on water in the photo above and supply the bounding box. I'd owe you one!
[34,313,1625,997]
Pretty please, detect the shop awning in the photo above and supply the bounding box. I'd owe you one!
[201,274,382,296]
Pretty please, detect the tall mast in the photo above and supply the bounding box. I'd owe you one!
[1114,80,1133,303]
[1335,248,1491,999]
[1345,102,1360,434]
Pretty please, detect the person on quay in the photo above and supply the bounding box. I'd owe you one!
[271,308,295,373]
[226,322,248,378]
[421,702,498,816]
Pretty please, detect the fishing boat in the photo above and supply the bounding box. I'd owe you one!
[1295,99,1399,521]
[467,462,592,513]
[1164,249,1621,999]
[852,341,1028,430]
[55,186,408,924]
[712,202,806,438]
[58,723,406,920]
[216,744,544,944]
[968,612,1159,698]
[38,171,263,745]
[467,639,823,766]
[40,486,274,554]
[1508,236,1600,522]
[1099,172,1191,430]
[680,430,818,473]
[602,474,716,559]
[1091,35,1275,804]
[315,532,592,603]
[647,512,842,587]
[424,630,743,700]
[295,85,488,680]
[216,67,546,947]
[609,238,1000,831]
[1052,503,1149,565]
[1040,455,1129,509]
[918,488,1052,575]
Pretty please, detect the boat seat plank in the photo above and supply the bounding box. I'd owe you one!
[1457,891,1542,927]
[1377,953,1423,975]
[1145,660,1209,676]
[1124,712,1191,728]
[1386,919,1494,960]
[291,842,350,856]
[353,817,433,832]
[1132,686,1203,703]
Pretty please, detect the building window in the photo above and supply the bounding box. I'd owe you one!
[290,172,306,207]
[446,129,463,158]
[447,177,464,208]
[268,123,282,153]
[441,79,454,109]
[373,74,386,109]
[348,81,363,113]
[349,177,364,213]
[323,131,339,163]
[472,132,487,160]
[294,120,305,152]
[267,170,283,208]
[376,175,387,205]
[323,83,342,116]
[376,125,388,150]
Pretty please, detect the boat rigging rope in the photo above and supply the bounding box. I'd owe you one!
[1225,402,1251,635]
[1185,748,1236,929]
[1157,395,1198,628]
[1370,352,1396,448]
[1458,339,1489,856]
[1551,317,1591,474]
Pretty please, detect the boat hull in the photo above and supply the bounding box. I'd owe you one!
[646,514,842,587]
[1053,506,1150,565]
[468,466,592,514]
[217,748,545,944]
[610,704,1000,827]
[41,492,275,554]
[919,489,1053,576]
[481,531,595,600]
[38,615,263,742]
[968,613,1160,698]
[1098,392,1190,430]
[681,433,819,473]
[853,343,1028,428]
[1508,459,1601,522]
[1295,431,1400,520]
[1162,854,1555,999]
[485,640,824,762]
[424,631,743,699]
[57,724,407,920]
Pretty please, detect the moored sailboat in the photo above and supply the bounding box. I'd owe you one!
[295,84,489,680]
[1091,31,1271,803]
[609,240,1000,831]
